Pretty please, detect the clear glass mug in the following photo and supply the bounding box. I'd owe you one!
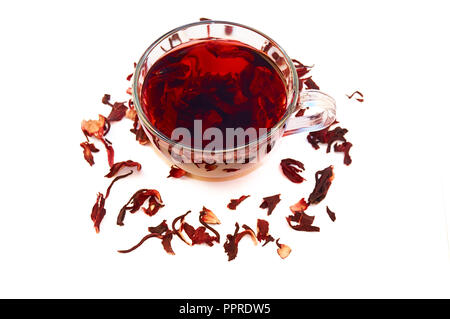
[133,20,336,178]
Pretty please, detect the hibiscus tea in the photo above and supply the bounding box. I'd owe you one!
[141,39,288,148]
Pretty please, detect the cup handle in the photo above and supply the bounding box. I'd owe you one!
[283,89,336,136]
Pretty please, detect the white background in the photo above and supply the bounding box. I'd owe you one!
[0,0,449,298]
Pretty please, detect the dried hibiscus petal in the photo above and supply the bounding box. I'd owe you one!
[148,220,169,234]
[81,115,108,139]
[227,195,250,210]
[130,117,150,145]
[223,223,240,261]
[117,233,163,254]
[289,198,309,214]
[167,165,187,178]
[99,137,115,168]
[105,170,133,199]
[325,127,348,153]
[308,165,334,205]
[326,206,336,222]
[117,189,163,226]
[346,90,364,102]
[334,142,353,165]
[91,193,106,234]
[256,219,274,246]
[276,239,291,259]
[80,142,99,166]
[286,211,320,232]
[183,222,218,246]
[171,211,192,246]
[200,206,221,224]
[303,77,320,90]
[161,232,175,255]
[105,160,142,178]
[259,194,281,216]
[235,226,258,246]
[280,158,305,183]
[107,102,128,122]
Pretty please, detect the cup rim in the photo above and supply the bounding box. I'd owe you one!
[132,20,299,153]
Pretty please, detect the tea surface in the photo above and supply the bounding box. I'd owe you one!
[141,39,287,147]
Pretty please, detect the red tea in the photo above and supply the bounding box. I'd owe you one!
[141,39,287,148]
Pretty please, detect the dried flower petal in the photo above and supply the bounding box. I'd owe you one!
[81,115,108,139]
[308,166,334,205]
[346,90,364,102]
[117,233,163,254]
[280,158,305,183]
[289,198,309,214]
[183,223,218,246]
[227,195,250,210]
[223,223,240,261]
[171,211,192,246]
[161,232,175,255]
[117,189,163,226]
[99,137,115,168]
[276,238,291,259]
[91,193,106,234]
[286,211,320,232]
[256,219,275,246]
[334,142,353,165]
[303,77,320,90]
[167,165,187,178]
[102,94,112,105]
[259,194,281,216]
[105,160,142,178]
[142,195,165,217]
[107,102,128,122]
[148,220,169,234]
[105,170,133,199]
[326,206,336,222]
[200,206,221,224]
[235,226,258,246]
[80,142,99,166]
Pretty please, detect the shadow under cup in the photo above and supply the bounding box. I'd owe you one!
[133,21,324,178]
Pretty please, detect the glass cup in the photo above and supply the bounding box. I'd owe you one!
[133,20,336,178]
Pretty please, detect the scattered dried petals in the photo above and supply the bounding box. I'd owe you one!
[259,194,281,216]
[286,211,320,232]
[80,142,99,166]
[276,239,291,259]
[280,158,305,183]
[105,160,142,178]
[308,166,334,205]
[227,195,250,210]
[326,206,336,222]
[167,165,187,178]
[303,77,320,90]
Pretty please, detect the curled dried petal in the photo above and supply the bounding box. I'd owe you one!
[117,233,162,254]
[107,102,128,122]
[117,189,163,226]
[280,158,305,183]
[183,223,218,246]
[334,142,353,165]
[256,219,275,246]
[105,160,142,178]
[289,198,309,214]
[81,115,107,139]
[223,223,240,261]
[308,166,334,205]
[161,232,175,255]
[148,220,169,234]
